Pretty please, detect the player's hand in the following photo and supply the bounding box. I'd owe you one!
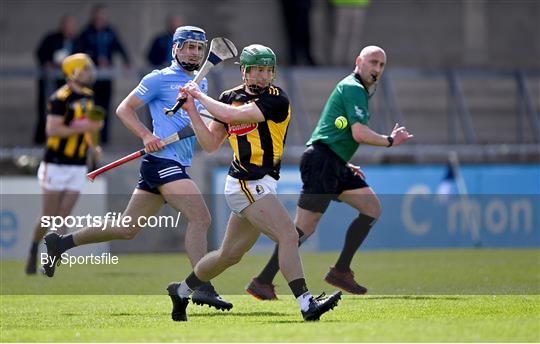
[180,90,198,114]
[142,133,164,153]
[175,88,187,104]
[72,118,104,132]
[390,123,414,146]
[347,163,365,179]
[89,120,104,133]
[183,81,203,99]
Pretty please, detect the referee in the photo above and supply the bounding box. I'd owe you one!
[247,46,414,299]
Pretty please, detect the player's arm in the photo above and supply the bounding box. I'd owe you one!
[351,122,413,147]
[193,93,264,124]
[46,98,103,137]
[46,115,103,137]
[182,94,228,153]
[342,83,412,147]
[182,81,265,124]
[116,92,163,152]
[351,123,391,146]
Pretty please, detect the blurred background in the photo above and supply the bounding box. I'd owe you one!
[1,0,539,258]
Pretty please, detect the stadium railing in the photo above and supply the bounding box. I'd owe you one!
[0,66,539,163]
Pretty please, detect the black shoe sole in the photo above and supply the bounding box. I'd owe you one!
[43,233,61,278]
[303,291,342,321]
[192,296,233,311]
[167,283,188,322]
[191,299,232,311]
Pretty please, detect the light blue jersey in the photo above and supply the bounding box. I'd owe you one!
[134,62,208,166]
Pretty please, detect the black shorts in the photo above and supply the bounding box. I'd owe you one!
[297,142,368,213]
[136,154,190,194]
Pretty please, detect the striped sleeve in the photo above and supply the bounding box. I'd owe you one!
[134,70,161,103]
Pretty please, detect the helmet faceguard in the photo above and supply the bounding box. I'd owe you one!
[172,26,207,71]
[61,53,96,87]
[242,65,275,95]
[239,44,276,95]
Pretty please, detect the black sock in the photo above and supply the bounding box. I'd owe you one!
[58,234,76,253]
[288,278,308,298]
[29,242,39,256]
[185,271,206,290]
[334,214,377,273]
[257,227,305,284]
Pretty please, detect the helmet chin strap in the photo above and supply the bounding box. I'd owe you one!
[174,55,199,71]
[246,84,267,95]
[244,76,268,95]
[173,45,201,72]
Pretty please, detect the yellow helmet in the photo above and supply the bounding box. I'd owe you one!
[61,53,96,84]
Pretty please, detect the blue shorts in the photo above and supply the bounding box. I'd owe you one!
[136,154,190,194]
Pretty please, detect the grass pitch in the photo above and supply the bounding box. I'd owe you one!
[1,249,539,342]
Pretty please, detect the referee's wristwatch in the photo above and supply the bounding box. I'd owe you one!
[386,136,394,147]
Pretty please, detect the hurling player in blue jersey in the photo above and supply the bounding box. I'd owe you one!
[42,26,232,311]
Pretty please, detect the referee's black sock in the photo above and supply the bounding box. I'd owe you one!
[334,214,377,273]
[256,227,306,284]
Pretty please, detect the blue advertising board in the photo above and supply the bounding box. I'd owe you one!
[211,165,540,251]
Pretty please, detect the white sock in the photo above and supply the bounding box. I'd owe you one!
[176,281,194,298]
[296,291,313,312]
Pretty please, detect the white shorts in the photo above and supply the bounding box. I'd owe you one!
[224,175,277,215]
[37,162,87,192]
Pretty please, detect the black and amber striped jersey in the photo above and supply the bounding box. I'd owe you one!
[219,84,291,180]
[44,85,94,165]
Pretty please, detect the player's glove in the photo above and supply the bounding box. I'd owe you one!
[87,105,106,121]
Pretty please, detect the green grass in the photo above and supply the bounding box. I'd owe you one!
[1,249,539,342]
[2,295,538,342]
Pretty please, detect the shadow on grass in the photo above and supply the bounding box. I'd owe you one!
[110,312,142,316]
[61,312,160,317]
[191,311,289,317]
[272,319,341,323]
[190,312,341,323]
[96,272,144,277]
[359,295,463,301]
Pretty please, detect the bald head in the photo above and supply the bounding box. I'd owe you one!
[359,46,386,60]
[355,45,387,87]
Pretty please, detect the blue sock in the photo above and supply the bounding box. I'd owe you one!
[58,234,76,252]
